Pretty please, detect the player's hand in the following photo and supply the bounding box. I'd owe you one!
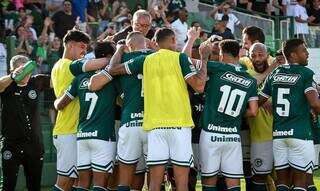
[116,44,127,52]
[262,100,272,115]
[12,65,24,77]
[187,26,201,42]
[146,38,159,51]
[44,17,52,27]
[199,42,211,60]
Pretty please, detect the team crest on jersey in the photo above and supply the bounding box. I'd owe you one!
[220,72,252,88]
[272,73,300,85]
[254,158,263,167]
[79,78,89,89]
[28,90,37,99]
[3,150,12,160]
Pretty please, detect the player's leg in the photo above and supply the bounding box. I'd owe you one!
[288,139,315,190]
[220,135,243,191]
[307,144,320,191]
[107,165,119,191]
[77,140,92,190]
[169,128,193,191]
[240,128,252,191]
[117,125,143,190]
[22,143,44,191]
[91,139,116,190]
[251,141,274,191]
[131,155,147,190]
[53,134,78,190]
[306,173,317,191]
[147,128,170,191]
[2,144,21,191]
[273,139,291,191]
[200,131,221,191]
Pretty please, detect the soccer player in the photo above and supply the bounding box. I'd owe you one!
[51,30,111,191]
[200,39,258,191]
[108,27,210,191]
[259,39,320,191]
[89,32,153,191]
[54,41,117,191]
[247,43,275,191]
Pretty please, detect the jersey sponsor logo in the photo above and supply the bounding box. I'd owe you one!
[79,78,89,89]
[194,103,204,112]
[211,134,240,142]
[131,112,143,119]
[3,150,12,160]
[272,74,300,85]
[220,72,252,88]
[124,119,143,128]
[77,130,98,138]
[207,124,238,133]
[273,129,294,137]
[28,90,37,99]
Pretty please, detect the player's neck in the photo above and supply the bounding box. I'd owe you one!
[62,51,73,61]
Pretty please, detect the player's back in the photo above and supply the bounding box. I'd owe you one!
[70,72,117,141]
[261,64,314,140]
[202,61,257,134]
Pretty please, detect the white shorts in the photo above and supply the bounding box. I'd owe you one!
[77,139,116,173]
[53,134,78,178]
[147,127,193,167]
[117,124,148,164]
[273,138,315,174]
[314,144,320,170]
[192,143,200,170]
[200,130,243,178]
[251,141,273,175]
[240,130,251,162]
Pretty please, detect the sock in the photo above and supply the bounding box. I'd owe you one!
[293,187,306,191]
[117,186,130,191]
[93,186,108,191]
[245,178,253,191]
[277,184,290,191]
[160,183,166,191]
[71,186,78,191]
[77,188,89,191]
[202,185,218,191]
[308,185,317,191]
[52,185,63,191]
[227,186,240,191]
[252,181,268,191]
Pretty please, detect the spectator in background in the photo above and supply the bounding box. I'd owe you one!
[171,7,189,51]
[247,0,271,15]
[168,0,186,13]
[211,17,235,39]
[97,0,113,34]
[46,0,64,14]
[22,15,37,41]
[237,0,249,9]
[210,2,242,34]
[282,0,298,16]
[307,0,320,25]
[97,22,117,41]
[51,0,76,39]
[71,0,88,32]
[15,25,33,56]
[294,0,310,39]
[112,5,131,25]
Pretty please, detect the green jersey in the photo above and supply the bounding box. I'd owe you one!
[202,61,258,135]
[261,64,316,140]
[116,50,153,127]
[67,71,117,141]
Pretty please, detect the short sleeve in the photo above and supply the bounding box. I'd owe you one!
[248,79,258,101]
[69,59,87,76]
[125,55,146,74]
[304,68,317,94]
[179,53,197,80]
[66,78,78,99]
[260,75,272,98]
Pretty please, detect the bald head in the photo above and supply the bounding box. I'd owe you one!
[249,43,269,73]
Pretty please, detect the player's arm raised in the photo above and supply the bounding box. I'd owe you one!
[182,27,201,57]
[108,45,127,75]
[88,69,113,91]
[185,42,210,93]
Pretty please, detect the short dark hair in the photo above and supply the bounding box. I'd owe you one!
[242,26,265,44]
[94,41,115,58]
[154,27,175,43]
[64,0,72,4]
[282,38,305,60]
[63,30,91,44]
[219,39,240,58]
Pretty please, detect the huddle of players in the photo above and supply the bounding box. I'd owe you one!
[51,15,320,191]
